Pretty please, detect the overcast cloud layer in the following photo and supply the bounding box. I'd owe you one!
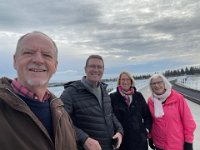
[0,0,200,82]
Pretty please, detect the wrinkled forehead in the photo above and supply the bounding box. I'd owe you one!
[20,33,52,46]
[16,32,57,57]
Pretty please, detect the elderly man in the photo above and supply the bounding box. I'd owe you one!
[0,31,77,150]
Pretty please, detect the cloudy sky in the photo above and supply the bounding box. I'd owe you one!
[0,0,200,82]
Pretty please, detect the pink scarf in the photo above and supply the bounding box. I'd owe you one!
[151,88,171,118]
[117,85,134,107]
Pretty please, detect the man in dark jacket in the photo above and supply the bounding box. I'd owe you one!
[60,55,123,150]
[0,31,77,150]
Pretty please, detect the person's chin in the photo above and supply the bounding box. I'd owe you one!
[27,79,48,87]
[156,91,164,95]
[91,76,100,80]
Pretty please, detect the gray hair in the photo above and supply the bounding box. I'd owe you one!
[148,73,172,93]
[16,31,58,59]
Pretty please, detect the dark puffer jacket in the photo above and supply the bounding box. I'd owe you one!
[60,80,123,150]
[110,87,152,150]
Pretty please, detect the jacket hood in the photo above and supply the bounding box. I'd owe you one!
[63,80,81,89]
[0,77,12,89]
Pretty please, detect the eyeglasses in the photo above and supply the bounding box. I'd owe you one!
[120,78,131,82]
[87,64,103,69]
[150,81,163,86]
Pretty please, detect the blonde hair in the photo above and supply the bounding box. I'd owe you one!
[117,71,135,87]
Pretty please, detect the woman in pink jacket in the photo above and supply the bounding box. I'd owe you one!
[147,73,196,150]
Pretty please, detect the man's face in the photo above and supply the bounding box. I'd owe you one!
[85,58,104,86]
[13,33,57,90]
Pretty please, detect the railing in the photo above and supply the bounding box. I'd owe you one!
[171,79,200,105]
[176,76,200,91]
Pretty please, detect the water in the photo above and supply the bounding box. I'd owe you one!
[48,75,200,97]
[48,86,64,97]
[48,79,148,97]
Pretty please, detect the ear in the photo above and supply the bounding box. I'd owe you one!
[53,60,58,74]
[84,66,87,72]
[13,54,17,70]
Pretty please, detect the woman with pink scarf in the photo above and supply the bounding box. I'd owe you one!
[147,73,196,150]
[110,71,152,150]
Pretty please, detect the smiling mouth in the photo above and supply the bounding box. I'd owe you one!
[29,68,47,72]
[91,73,99,76]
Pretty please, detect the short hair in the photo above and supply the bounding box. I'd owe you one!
[16,31,58,59]
[117,71,135,87]
[85,55,104,67]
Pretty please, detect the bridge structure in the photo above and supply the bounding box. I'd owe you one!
[170,79,200,104]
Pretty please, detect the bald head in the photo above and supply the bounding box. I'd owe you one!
[16,31,58,60]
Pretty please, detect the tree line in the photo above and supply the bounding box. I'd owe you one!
[102,66,200,82]
[163,66,200,77]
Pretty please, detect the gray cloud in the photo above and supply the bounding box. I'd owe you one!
[0,0,200,80]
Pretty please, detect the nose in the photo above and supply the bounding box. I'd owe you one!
[32,51,44,64]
